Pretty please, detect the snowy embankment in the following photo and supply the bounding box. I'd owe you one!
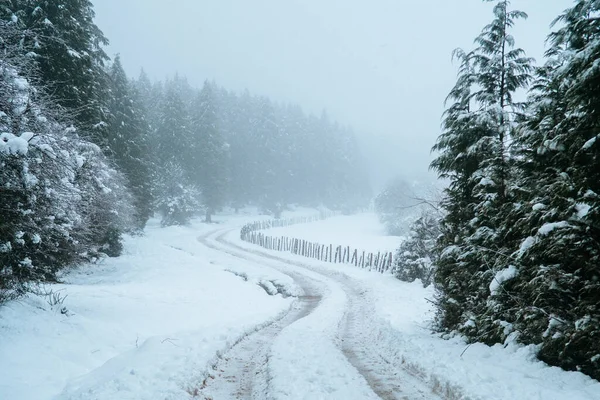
[264,213,402,254]
[0,209,311,400]
[227,213,600,400]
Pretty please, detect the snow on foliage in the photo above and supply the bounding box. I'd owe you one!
[537,221,571,236]
[0,132,30,155]
[489,265,518,296]
[0,52,133,300]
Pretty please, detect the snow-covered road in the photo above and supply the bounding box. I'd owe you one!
[198,228,440,400]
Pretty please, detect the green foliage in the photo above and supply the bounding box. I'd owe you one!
[106,55,152,229]
[189,81,228,221]
[393,211,441,287]
[1,0,110,136]
[432,0,600,380]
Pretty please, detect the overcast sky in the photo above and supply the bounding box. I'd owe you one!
[94,0,572,190]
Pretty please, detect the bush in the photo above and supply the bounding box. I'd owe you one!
[393,212,441,287]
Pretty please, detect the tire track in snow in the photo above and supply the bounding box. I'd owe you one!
[196,230,323,399]
[199,228,440,399]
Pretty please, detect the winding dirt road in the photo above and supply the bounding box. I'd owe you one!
[197,228,441,400]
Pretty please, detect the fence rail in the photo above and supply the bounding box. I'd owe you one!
[240,213,394,273]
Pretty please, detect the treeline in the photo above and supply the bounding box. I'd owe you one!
[0,1,370,301]
[132,74,371,224]
[418,0,599,381]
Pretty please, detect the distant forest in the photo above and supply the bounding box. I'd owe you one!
[0,2,370,301]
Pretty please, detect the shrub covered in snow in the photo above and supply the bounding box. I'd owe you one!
[0,55,133,302]
[374,177,422,236]
[393,212,441,287]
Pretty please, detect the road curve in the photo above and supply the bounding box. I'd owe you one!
[197,227,440,400]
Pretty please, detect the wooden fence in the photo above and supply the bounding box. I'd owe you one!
[240,214,394,273]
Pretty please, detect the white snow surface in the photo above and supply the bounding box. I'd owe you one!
[227,215,600,400]
[1,209,599,400]
[0,210,308,400]
[518,235,536,256]
[489,265,518,295]
[576,203,592,219]
[264,213,402,253]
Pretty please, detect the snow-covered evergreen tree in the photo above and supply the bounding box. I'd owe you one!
[1,0,111,141]
[431,0,600,380]
[154,161,202,227]
[504,0,600,379]
[106,55,152,229]
[0,48,132,302]
[431,0,533,341]
[189,81,228,222]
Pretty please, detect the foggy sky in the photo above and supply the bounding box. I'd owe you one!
[94,0,572,190]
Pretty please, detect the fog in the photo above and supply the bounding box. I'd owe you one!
[94,0,571,191]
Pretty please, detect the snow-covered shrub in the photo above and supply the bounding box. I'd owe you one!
[393,212,441,287]
[0,54,133,302]
[153,161,203,226]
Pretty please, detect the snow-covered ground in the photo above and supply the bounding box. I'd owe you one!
[264,213,402,254]
[227,215,600,400]
[0,209,309,400]
[1,210,599,400]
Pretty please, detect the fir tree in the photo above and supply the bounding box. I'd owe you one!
[393,210,441,287]
[1,54,133,301]
[106,55,152,229]
[431,0,532,341]
[1,0,111,140]
[189,81,228,222]
[507,0,600,379]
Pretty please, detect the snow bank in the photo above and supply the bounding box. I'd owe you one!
[368,277,600,400]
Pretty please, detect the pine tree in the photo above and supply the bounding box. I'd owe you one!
[154,161,202,227]
[189,81,228,222]
[106,55,152,229]
[507,0,600,379]
[151,76,201,225]
[1,0,111,140]
[1,52,133,301]
[431,0,532,341]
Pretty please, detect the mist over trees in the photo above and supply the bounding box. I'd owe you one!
[3,0,599,384]
[135,76,371,225]
[0,2,370,301]
[430,0,600,381]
